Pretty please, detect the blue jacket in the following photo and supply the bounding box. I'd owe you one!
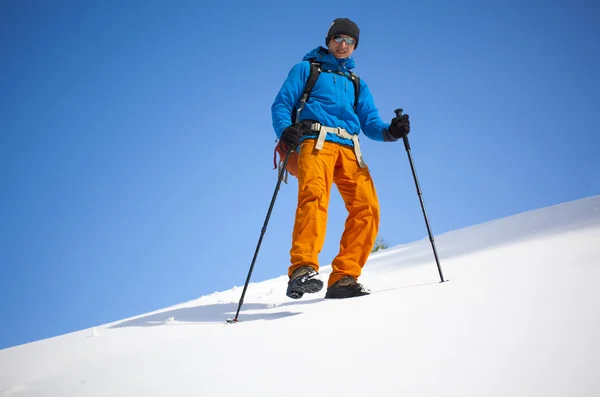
[271,47,390,147]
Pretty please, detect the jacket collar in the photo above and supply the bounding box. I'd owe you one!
[302,47,356,73]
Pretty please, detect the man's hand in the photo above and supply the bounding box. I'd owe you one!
[280,125,303,149]
[388,114,410,141]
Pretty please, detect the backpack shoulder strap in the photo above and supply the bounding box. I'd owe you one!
[349,72,360,110]
[292,60,322,124]
[303,61,322,103]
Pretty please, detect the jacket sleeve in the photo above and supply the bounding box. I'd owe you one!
[271,61,310,138]
[356,79,392,142]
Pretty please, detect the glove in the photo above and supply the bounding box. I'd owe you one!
[280,125,302,149]
[387,113,410,141]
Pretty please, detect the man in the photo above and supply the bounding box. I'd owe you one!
[271,18,410,299]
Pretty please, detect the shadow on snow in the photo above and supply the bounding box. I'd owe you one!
[108,302,300,328]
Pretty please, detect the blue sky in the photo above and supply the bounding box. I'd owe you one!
[1,0,598,349]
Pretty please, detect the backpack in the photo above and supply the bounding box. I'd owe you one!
[274,60,361,180]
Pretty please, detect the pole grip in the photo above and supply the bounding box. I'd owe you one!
[394,108,411,151]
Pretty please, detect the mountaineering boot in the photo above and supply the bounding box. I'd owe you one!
[324,276,371,299]
[286,266,324,299]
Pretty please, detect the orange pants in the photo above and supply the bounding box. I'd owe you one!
[288,138,380,287]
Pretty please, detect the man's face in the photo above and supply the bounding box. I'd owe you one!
[327,35,356,59]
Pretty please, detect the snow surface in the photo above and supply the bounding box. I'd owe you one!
[2,195,600,396]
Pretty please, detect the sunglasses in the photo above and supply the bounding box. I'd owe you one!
[332,36,356,46]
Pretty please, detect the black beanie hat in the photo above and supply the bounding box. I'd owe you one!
[326,18,360,48]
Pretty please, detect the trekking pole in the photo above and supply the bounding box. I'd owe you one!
[227,147,293,323]
[396,108,446,283]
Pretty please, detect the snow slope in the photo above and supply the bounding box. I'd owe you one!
[2,195,599,397]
